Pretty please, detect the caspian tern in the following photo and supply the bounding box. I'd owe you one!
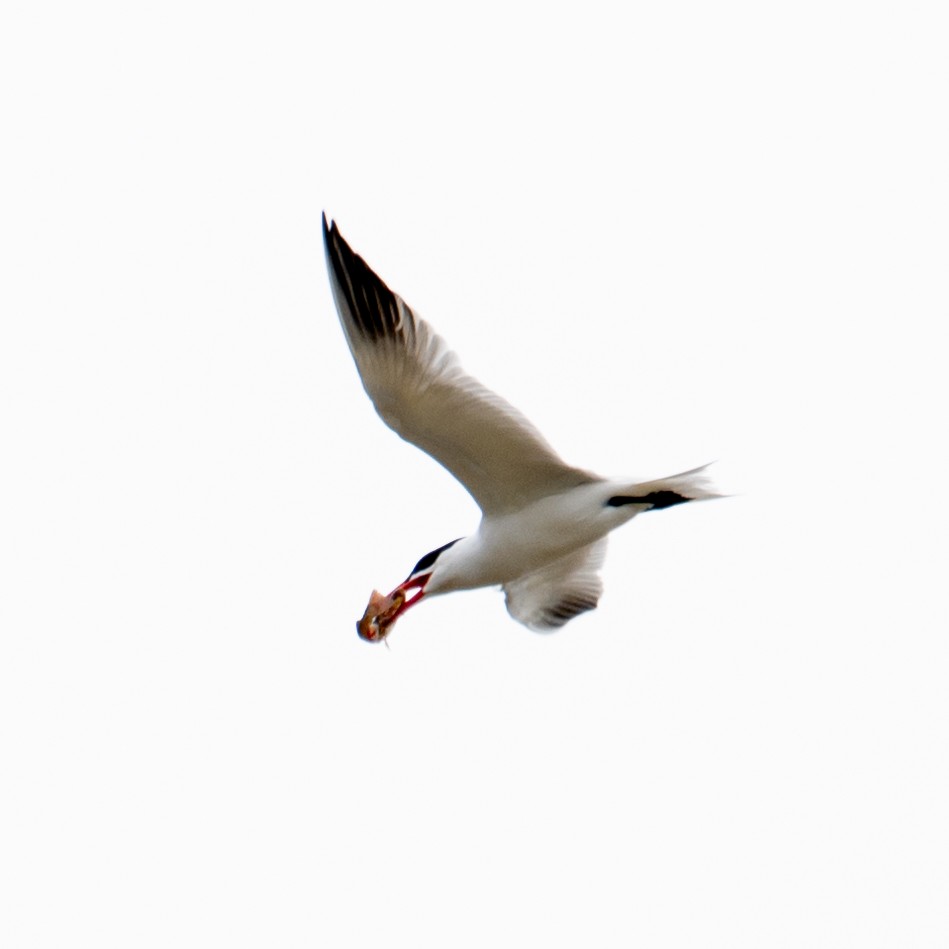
[323,214,719,641]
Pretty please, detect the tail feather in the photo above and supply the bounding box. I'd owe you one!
[607,464,722,509]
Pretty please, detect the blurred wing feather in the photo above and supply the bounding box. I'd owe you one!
[323,215,594,515]
[503,539,607,631]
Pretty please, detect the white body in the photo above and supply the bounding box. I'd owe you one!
[430,482,637,593]
[323,215,718,633]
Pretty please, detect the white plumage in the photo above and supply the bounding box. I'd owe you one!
[323,215,719,641]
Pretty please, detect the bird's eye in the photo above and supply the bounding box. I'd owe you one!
[410,538,461,577]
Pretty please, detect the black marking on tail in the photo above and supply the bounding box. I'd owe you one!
[606,490,689,510]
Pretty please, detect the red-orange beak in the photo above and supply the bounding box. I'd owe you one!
[356,575,431,643]
[387,575,428,614]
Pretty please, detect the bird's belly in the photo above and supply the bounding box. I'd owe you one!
[464,488,617,588]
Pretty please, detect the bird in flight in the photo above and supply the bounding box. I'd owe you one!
[323,214,720,642]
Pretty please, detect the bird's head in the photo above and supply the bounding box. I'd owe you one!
[356,539,462,643]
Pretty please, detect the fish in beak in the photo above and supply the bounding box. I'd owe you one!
[356,576,428,643]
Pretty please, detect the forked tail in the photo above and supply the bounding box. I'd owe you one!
[606,464,721,510]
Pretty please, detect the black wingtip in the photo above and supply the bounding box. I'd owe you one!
[321,216,407,343]
[322,214,353,266]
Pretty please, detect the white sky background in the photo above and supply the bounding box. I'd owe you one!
[2,1,948,946]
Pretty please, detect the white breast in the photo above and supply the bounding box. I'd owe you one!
[427,482,638,593]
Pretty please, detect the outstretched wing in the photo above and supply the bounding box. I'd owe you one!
[323,215,594,516]
[503,538,608,631]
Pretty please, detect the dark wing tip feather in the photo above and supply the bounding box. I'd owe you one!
[322,215,408,343]
[540,593,600,629]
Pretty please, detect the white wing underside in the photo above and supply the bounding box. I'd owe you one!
[323,216,595,516]
[503,538,607,631]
